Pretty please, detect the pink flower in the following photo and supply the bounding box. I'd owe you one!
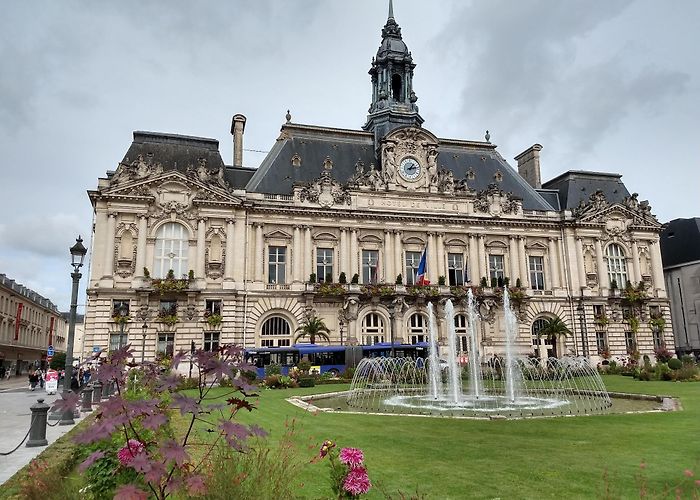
[684,469,694,477]
[339,447,364,468]
[343,467,371,496]
[640,461,647,469]
[319,440,335,458]
[117,439,145,466]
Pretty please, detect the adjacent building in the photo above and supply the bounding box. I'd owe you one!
[0,273,67,376]
[82,7,672,364]
[660,218,700,356]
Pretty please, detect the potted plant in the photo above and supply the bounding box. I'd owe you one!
[338,272,347,284]
[204,312,223,328]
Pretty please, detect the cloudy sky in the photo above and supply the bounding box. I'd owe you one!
[1,0,698,311]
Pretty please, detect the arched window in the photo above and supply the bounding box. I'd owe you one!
[361,313,385,345]
[605,243,628,288]
[454,314,468,353]
[260,316,291,347]
[154,223,189,278]
[408,313,427,344]
[391,73,403,101]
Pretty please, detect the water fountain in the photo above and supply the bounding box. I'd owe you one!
[345,289,613,418]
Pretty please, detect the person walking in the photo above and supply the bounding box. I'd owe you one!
[28,370,38,391]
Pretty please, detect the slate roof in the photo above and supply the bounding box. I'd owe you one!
[118,131,252,190]
[660,218,700,268]
[245,123,556,211]
[0,273,59,312]
[541,170,630,210]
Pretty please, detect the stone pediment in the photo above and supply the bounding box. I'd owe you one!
[574,190,660,229]
[104,170,243,205]
[473,183,522,217]
[264,229,292,240]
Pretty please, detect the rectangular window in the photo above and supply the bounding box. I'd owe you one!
[158,333,175,356]
[204,332,220,352]
[205,300,221,316]
[277,338,291,347]
[488,255,505,283]
[261,339,274,347]
[528,256,545,290]
[596,331,607,354]
[405,251,422,285]
[362,250,379,284]
[447,253,465,286]
[625,331,636,353]
[593,305,604,317]
[112,299,130,317]
[268,246,287,284]
[316,248,334,283]
[109,333,128,352]
[159,300,177,317]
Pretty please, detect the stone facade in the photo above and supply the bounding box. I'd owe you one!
[82,8,673,365]
[0,273,67,375]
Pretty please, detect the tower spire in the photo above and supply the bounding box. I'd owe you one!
[388,0,394,20]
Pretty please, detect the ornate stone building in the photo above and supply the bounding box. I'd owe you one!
[0,273,67,375]
[83,7,672,364]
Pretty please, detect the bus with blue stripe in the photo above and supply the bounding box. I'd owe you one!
[245,342,430,379]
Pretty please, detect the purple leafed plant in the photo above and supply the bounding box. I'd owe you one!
[68,343,263,499]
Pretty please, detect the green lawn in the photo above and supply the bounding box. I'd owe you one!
[195,376,700,499]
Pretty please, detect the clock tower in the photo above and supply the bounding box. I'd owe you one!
[363,0,424,155]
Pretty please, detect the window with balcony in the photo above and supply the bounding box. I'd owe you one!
[362,250,379,284]
[528,256,545,290]
[606,243,628,289]
[447,253,465,286]
[316,248,334,283]
[154,222,189,279]
[405,251,421,285]
[268,246,287,284]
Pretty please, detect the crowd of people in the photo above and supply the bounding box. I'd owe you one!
[26,366,93,391]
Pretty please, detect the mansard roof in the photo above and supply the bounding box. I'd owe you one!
[116,131,253,189]
[246,123,556,211]
[660,217,700,269]
[542,170,630,210]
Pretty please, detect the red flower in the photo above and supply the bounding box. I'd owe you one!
[339,447,364,468]
[343,467,371,496]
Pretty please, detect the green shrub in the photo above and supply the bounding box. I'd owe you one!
[265,363,281,376]
[351,273,359,284]
[175,375,199,391]
[298,377,315,388]
[297,358,312,374]
[668,358,683,370]
[339,272,347,284]
[342,367,356,380]
[681,355,696,365]
[671,364,700,381]
[655,362,672,381]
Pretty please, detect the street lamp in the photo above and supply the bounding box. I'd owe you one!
[141,321,147,363]
[60,235,87,426]
[577,301,589,357]
[189,340,196,379]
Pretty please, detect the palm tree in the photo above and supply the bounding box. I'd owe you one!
[294,314,331,344]
[537,317,572,340]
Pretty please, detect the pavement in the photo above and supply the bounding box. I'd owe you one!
[0,379,86,485]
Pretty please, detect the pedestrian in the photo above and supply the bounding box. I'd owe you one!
[39,369,45,389]
[28,370,38,391]
[70,372,80,392]
[82,368,91,386]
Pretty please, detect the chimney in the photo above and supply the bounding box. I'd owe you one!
[514,144,543,189]
[231,114,247,167]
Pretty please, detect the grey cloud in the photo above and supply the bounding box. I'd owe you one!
[0,214,87,259]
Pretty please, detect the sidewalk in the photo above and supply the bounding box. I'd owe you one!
[0,386,85,485]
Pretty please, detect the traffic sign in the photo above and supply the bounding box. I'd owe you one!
[47,345,55,356]
[47,355,53,362]
[92,346,101,353]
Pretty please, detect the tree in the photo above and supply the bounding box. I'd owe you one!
[537,317,572,340]
[50,351,66,370]
[294,315,331,344]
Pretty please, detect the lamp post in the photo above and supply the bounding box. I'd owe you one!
[189,340,196,379]
[141,321,147,363]
[389,305,396,358]
[578,301,589,357]
[60,235,87,426]
[339,317,345,346]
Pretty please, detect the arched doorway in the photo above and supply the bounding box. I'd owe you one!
[531,317,557,359]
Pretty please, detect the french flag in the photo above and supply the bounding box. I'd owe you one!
[416,248,429,285]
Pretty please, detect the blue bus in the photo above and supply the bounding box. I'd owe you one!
[245,342,430,378]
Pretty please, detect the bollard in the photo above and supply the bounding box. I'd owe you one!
[101,380,109,399]
[81,386,93,412]
[92,381,102,404]
[27,399,50,447]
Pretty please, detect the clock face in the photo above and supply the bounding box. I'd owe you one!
[399,157,421,181]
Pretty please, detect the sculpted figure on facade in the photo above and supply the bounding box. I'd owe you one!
[474,183,521,216]
[110,155,164,187]
[382,143,397,184]
[297,161,352,206]
[426,147,438,189]
[437,168,454,194]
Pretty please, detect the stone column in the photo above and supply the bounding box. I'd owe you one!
[292,225,302,282]
[255,223,264,282]
[518,237,528,287]
[384,229,393,282]
[468,235,478,284]
[304,226,312,281]
[135,215,148,278]
[427,232,437,284]
[394,230,403,281]
[233,218,245,282]
[477,235,486,282]
[103,213,116,278]
[340,229,348,277]
[509,237,519,284]
[196,219,206,278]
[595,239,609,293]
[224,218,235,280]
[575,237,587,289]
[631,240,641,285]
[350,229,359,279]
[650,240,665,293]
[436,233,445,282]
[548,238,559,289]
